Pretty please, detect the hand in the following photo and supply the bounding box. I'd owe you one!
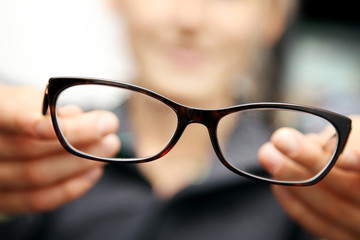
[0,85,121,215]
[259,116,360,240]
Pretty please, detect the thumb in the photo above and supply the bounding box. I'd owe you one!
[0,86,47,137]
[336,150,360,171]
[336,115,360,171]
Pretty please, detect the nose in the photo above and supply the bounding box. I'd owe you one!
[173,0,206,33]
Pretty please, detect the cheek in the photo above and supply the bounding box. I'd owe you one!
[209,10,268,78]
[210,4,269,54]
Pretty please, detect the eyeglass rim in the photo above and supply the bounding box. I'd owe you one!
[43,77,352,186]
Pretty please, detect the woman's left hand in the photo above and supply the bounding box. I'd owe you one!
[259,116,360,240]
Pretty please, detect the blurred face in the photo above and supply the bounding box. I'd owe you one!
[116,0,287,107]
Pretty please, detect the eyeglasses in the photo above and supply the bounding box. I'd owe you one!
[42,77,352,186]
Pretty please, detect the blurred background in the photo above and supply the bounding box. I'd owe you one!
[0,0,359,114]
[281,0,360,114]
[0,0,133,88]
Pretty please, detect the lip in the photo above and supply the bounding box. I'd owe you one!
[166,46,205,69]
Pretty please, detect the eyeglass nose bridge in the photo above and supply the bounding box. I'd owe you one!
[179,106,227,165]
[181,107,220,128]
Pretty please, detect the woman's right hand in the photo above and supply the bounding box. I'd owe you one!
[0,85,121,215]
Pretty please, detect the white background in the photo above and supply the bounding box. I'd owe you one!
[0,0,133,88]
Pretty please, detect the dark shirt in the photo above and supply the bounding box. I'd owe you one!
[0,107,316,240]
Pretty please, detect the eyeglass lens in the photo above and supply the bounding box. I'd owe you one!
[217,109,337,182]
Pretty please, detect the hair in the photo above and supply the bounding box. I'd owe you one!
[233,0,299,103]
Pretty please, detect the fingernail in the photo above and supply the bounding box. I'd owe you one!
[97,113,119,136]
[263,144,284,175]
[101,134,121,156]
[275,129,299,157]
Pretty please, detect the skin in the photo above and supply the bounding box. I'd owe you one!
[114,0,360,239]
[1,0,359,239]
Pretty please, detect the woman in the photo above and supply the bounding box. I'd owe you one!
[1,0,360,239]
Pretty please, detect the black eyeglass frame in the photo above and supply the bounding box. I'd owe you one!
[43,77,352,186]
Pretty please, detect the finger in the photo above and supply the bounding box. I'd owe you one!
[335,115,360,171]
[0,134,119,189]
[36,110,119,145]
[0,167,103,214]
[0,155,102,189]
[314,166,360,206]
[0,108,119,158]
[0,87,44,136]
[259,139,360,204]
[258,142,311,182]
[336,150,360,172]
[270,128,360,204]
[57,104,83,117]
[0,103,58,141]
[32,104,84,139]
[0,99,42,136]
[0,133,61,158]
[271,128,332,174]
[273,186,359,240]
[274,185,360,238]
[82,133,121,158]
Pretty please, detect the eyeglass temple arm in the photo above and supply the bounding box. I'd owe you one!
[42,87,49,116]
